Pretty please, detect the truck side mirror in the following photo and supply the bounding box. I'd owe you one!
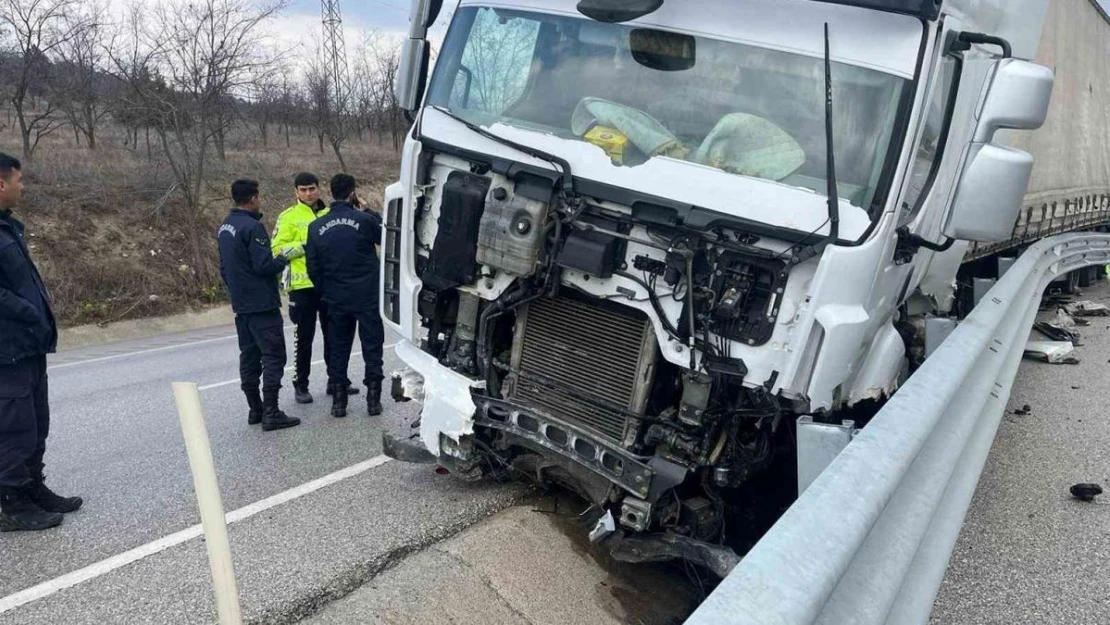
[396,39,430,112]
[943,144,1034,241]
[972,59,1054,142]
[411,0,443,30]
[395,0,443,113]
[943,59,1054,242]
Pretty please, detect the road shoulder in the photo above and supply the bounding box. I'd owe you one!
[932,282,1110,624]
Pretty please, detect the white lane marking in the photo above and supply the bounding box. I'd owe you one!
[196,343,398,392]
[49,326,295,371]
[0,454,393,614]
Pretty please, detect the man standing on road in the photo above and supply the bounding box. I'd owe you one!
[271,173,359,404]
[306,174,385,418]
[217,179,301,432]
[0,152,83,532]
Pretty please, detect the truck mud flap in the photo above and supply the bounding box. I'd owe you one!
[382,432,437,464]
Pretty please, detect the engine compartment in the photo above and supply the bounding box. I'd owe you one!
[400,152,803,573]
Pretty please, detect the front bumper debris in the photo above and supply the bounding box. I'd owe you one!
[382,432,437,464]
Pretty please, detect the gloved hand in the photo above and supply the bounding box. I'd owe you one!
[279,246,305,261]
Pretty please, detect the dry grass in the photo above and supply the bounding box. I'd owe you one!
[0,123,402,327]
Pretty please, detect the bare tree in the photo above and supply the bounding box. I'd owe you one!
[304,44,349,171]
[246,44,290,148]
[303,56,329,155]
[211,93,237,161]
[272,70,301,148]
[0,0,94,159]
[108,0,284,275]
[53,4,110,149]
[251,72,279,147]
[377,44,404,150]
[353,32,407,150]
[351,31,381,142]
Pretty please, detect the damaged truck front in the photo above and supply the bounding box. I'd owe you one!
[381,0,1059,573]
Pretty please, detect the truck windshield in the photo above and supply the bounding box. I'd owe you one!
[428,7,909,210]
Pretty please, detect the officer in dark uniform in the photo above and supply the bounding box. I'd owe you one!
[0,152,82,532]
[305,174,385,418]
[217,179,301,431]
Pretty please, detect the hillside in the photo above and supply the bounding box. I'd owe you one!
[3,124,401,327]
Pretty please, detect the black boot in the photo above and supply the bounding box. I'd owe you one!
[327,383,359,396]
[294,384,314,404]
[367,380,383,416]
[261,390,301,432]
[0,487,63,532]
[330,384,348,418]
[26,473,83,513]
[245,388,263,426]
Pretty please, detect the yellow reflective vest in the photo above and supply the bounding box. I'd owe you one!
[271,200,328,291]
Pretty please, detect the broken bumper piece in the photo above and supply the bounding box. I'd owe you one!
[382,432,437,464]
[606,532,742,579]
[392,340,481,458]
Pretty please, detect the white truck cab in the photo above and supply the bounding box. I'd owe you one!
[381,0,1057,573]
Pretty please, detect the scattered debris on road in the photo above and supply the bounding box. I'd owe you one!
[1013,405,1033,416]
[1065,301,1110,317]
[1055,308,1079,328]
[1024,341,1080,364]
[1069,483,1104,502]
[1033,321,1081,345]
[1041,294,1074,311]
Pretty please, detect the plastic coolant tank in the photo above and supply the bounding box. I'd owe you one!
[476,187,548,276]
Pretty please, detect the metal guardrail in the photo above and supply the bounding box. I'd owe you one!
[686,233,1110,625]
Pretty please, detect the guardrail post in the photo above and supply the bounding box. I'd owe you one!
[797,416,857,495]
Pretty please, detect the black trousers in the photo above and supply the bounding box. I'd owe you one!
[0,355,49,488]
[326,307,385,389]
[235,311,287,393]
[288,288,330,390]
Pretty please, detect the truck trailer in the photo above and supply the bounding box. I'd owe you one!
[379,0,1110,574]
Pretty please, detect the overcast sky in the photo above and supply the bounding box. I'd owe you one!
[282,0,441,42]
[289,0,410,35]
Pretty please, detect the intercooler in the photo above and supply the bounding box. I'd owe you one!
[508,295,658,446]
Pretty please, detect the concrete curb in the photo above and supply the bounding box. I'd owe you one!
[57,304,239,351]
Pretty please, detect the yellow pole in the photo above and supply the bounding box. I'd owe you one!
[172,382,243,625]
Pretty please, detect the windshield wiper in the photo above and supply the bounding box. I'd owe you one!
[779,23,842,267]
[423,105,576,197]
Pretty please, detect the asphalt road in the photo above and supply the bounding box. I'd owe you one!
[0,321,526,624]
[931,281,1110,624]
[14,285,1097,624]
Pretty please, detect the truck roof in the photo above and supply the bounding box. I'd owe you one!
[811,0,941,19]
